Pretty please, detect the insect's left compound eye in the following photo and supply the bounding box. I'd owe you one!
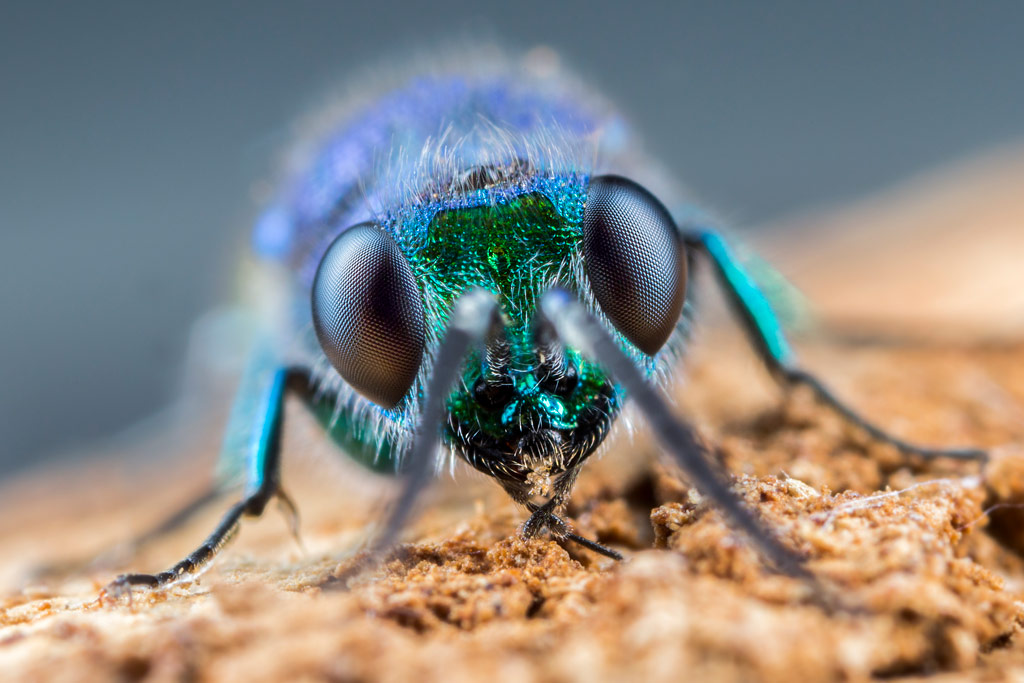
[581,175,687,355]
[312,223,425,408]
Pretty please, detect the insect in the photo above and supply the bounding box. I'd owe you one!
[104,50,986,595]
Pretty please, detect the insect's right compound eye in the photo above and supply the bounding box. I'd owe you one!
[312,222,425,408]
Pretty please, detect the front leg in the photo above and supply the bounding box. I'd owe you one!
[103,365,310,598]
[518,473,624,561]
[684,229,987,462]
[521,499,624,560]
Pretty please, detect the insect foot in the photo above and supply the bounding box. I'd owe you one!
[522,499,624,560]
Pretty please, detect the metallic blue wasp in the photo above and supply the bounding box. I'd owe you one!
[104,50,986,594]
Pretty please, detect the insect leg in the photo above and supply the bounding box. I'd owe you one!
[26,485,223,582]
[372,289,502,554]
[684,229,987,462]
[102,365,309,597]
[540,288,808,577]
[522,496,625,560]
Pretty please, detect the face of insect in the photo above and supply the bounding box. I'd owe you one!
[312,173,686,496]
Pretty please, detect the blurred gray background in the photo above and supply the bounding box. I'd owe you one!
[2,1,1023,476]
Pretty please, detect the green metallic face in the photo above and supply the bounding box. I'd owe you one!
[406,192,618,496]
[413,192,576,323]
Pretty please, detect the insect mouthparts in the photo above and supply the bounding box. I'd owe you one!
[516,429,563,461]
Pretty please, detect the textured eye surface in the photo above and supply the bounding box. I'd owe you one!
[312,223,425,408]
[581,175,687,355]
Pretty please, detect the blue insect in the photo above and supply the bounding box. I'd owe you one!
[103,51,986,595]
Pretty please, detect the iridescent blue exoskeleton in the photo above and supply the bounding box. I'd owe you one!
[104,52,986,595]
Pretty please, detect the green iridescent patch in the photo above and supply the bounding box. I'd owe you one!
[404,192,614,444]
[410,193,578,319]
[312,398,400,474]
[446,347,614,440]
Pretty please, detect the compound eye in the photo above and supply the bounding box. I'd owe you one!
[312,223,425,408]
[581,175,687,355]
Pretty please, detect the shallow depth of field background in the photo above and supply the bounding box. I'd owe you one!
[1,1,1023,476]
